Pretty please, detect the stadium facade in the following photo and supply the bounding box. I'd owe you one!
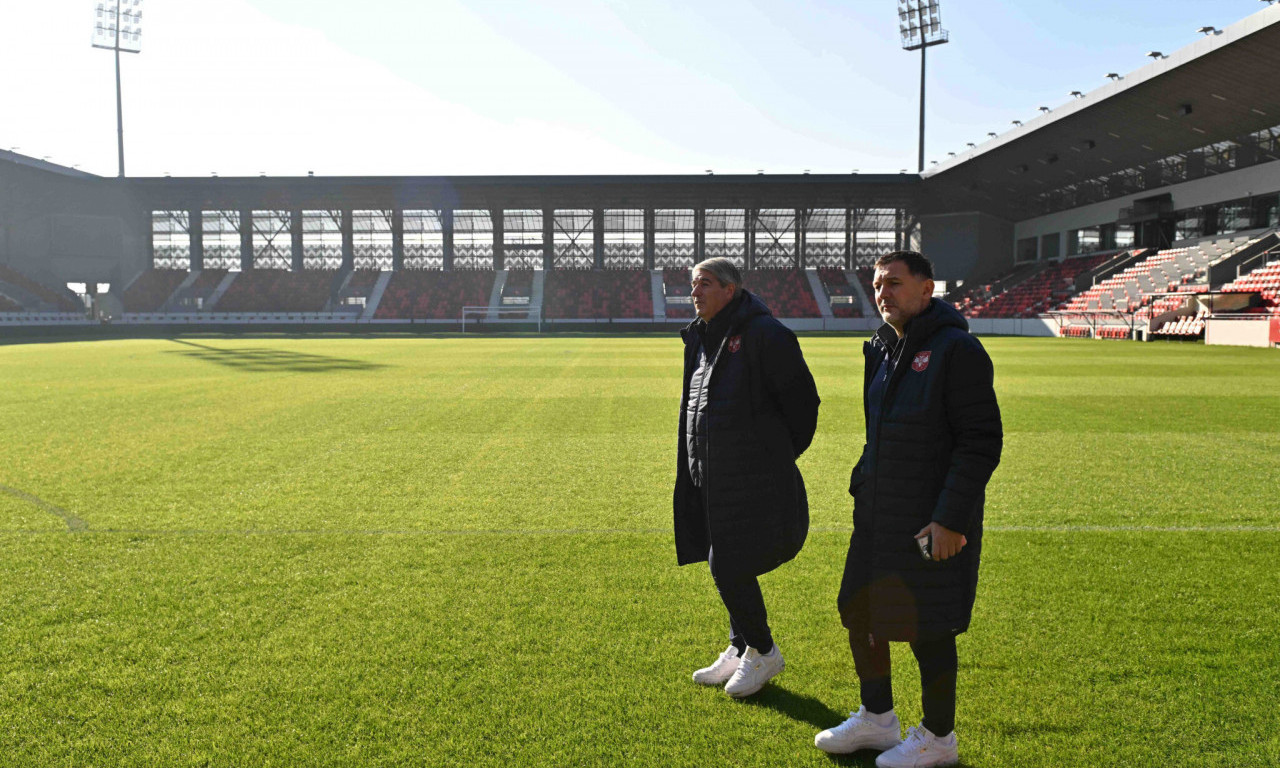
[2,5,1278,344]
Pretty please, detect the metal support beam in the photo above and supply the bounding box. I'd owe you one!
[240,208,253,271]
[391,209,404,271]
[341,208,354,271]
[189,209,203,272]
[593,209,604,270]
[493,209,504,271]
[442,209,454,271]
[745,209,756,270]
[797,208,807,270]
[290,210,303,271]
[644,208,655,270]
[543,209,554,271]
[695,209,705,262]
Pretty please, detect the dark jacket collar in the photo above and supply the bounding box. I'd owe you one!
[871,298,968,355]
[681,289,772,343]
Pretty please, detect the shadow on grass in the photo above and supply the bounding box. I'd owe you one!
[741,683,847,730]
[166,339,387,373]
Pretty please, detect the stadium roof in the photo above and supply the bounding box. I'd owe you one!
[121,173,920,213]
[921,4,1280,220]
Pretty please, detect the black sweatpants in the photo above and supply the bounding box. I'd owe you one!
[849,630,958,737]
[708,546,774,655]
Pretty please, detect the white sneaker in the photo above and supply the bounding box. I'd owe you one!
[875,724,959,768]
[723,644,784,698]
[692,645,741,686]
[814,706,902,754]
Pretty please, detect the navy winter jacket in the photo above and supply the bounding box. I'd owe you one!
[839,298,1003,640]
[673,290,820,579]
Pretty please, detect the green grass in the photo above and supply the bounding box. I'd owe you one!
[1,335,1278,767]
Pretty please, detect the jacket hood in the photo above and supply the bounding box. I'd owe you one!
[681,289,773,341]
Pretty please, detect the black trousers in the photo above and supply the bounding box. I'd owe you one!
[708,546,774,654]
[849,630,958,737]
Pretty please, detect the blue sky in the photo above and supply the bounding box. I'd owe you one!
[3,0,1266,176]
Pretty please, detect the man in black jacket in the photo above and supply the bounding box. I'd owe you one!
[814,251,1001,768]
[673,257,820,699]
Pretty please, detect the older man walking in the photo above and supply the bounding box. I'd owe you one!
[673,257,820,699]
[815,251,1002,767]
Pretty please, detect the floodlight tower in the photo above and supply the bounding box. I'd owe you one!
[898,0,949,173]
[91,0,143,178]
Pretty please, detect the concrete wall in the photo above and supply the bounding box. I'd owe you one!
[1205,317,1279,347]
[0,159,149,288]
[920,211,1015,285]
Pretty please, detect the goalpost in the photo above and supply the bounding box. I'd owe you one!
[460,305,542,332]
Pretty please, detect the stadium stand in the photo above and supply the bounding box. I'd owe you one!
[373,269,495,320]
[169,269,228,311]
[741,269,821,318]
[0,293,22,312]
[543,269,652,319]
[1221,256,1280,314]
[967,252,1115,318]
[334,269,382,312]
[817,267,862,318]
[855,267,876,309]
[214,269,335,313]
[662,268,695,319]
[121,269,188,312]
[0,264,82,312]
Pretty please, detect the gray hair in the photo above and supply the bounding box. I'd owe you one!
[691,257,743,292]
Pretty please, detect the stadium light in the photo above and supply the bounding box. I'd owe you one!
[1011,120,1023,127]
[1146,51,1165,59]
[966,142,976,148]
[1106,73,1122,80]
[898,0,949,173]
[987,132,998,138]
[91,0,143,178]
[1197,26,1219,35]
[1038,106,1051,113]
[1070,91,1084,98]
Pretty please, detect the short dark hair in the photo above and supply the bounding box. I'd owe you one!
[874,250,935,280]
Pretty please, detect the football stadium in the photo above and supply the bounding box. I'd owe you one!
[2,2,1278,766]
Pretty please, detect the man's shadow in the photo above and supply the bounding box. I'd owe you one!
[740,685,884,766]
[743,685,977,766]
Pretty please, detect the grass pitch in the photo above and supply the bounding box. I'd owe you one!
[1,335,1277,767]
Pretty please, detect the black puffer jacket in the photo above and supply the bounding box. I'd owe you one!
[673,290,820,579]
[840,299,1002,640]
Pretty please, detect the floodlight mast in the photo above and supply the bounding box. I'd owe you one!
[91,0,143,178]
[898,0,949,173]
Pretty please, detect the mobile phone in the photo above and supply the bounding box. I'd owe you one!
[917,531,933,561]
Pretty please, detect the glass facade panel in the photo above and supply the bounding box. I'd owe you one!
[704,209,746,266]
[654,209,696,269]
[503,209,544,270]
[302,210,343,270]
[151,210,190,270]
[603,209,644,269]
[803,208,847,268]
[552,209,593,269]
[403,209,444,269]
[353,209,393,270]
[853,209,899,266]
[453,210,494,270]
[754,209,797,268]
[202,210,241,270]
[252,210,292,269]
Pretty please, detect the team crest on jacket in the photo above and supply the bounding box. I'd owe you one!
[727,335,742,353]
[911,351,931,372]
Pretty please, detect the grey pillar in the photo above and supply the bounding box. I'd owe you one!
[341,208,354,271]
[845,208,855,271]
[190,209,204,271]
[695,209,705,262]
[543,208,554,271]
[745,209,756,270]
[240,208,253,271]
[493,209,504,271]
[442,209,455,271]
[391,209,404,271]
[644,208,655,270]
[593,209,604,269]
[797,208,807,270]
[291,210,303,271]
